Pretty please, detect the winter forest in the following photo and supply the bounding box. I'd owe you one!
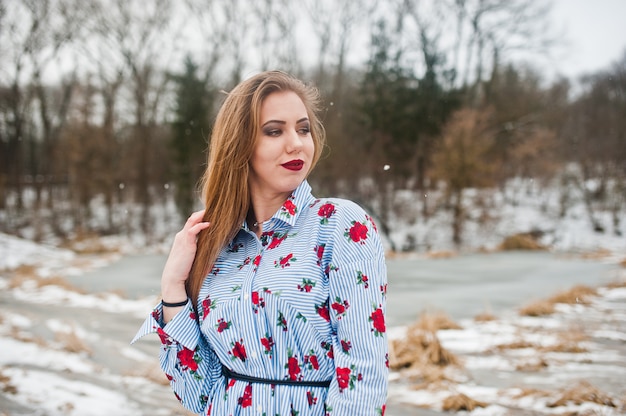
[1,0,624,252]
[2,1,626,415]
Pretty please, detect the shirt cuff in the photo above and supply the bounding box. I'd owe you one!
[131,300,201,350]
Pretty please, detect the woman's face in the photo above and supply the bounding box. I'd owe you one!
[249,90,315,199]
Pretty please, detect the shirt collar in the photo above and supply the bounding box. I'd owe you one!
[241,180,314,231]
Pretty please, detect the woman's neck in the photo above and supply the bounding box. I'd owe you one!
[248,189,291,234]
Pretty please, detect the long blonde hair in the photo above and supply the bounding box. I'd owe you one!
[186,70,326,305]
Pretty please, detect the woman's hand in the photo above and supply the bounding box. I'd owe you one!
[161,210,210,304]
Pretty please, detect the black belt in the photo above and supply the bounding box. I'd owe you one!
[222,365,331,388]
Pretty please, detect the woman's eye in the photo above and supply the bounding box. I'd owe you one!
[264,129,281,137]
[298,126,311,135]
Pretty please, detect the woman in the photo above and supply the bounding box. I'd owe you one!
[133,70,388,415]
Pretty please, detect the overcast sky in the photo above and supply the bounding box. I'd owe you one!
[550,0,626,79]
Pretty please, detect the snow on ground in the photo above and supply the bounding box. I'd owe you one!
[0,179,625,415]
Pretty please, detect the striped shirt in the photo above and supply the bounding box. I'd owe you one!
[133,180,388,415]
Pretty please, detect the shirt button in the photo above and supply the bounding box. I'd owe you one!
[257,404,263,413]
[250,351,257,358]
[244,293,249,300]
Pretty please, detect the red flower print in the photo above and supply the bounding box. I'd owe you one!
[261,334,274,357]
[345,221,369,244]
[253,255,261,268]
[366,214,379,233]
[370,305,386,336]
[238,383,252,408]
[307,391,318,407]
[315,300,330,322]
[189,311,197,320]
[238,256,251,270]
[251,291,265,313]
[267,232,288,249]
[207,403,212,415]
[314,244,325,265]
[277,311,288,331]
[321,341,334,359]
[336,367,351,391]
[275,253,296,268]
[151,309,160,322]
[226,378,236,391]
[357,271,369,288]
[201,296,215,320]
[318,203,336,224]
[336,364,361,392]
[377,404,386,416]
[304,350,320,370]
[227,243,243,253]
[156,327,171,345]
[177,347,199,372]
[385,353,389,368]
[282,199,297,216]
[331,297,350,319]
[215,318,231,333]
[286,348,302,381]
[340,339,352,354]
[297,278,316,292]
[380,283,388,297]
[229,339,247,362]
[324,263,339,277]
[260,231,274,246]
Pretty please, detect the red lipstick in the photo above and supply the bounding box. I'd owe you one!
[282,159,304,171]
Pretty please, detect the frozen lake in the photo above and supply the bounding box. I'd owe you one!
[68,250,618,327]
[2,250,621,415]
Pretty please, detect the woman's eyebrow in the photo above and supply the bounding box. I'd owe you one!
[261,117,309,127]
[261,119,286,127]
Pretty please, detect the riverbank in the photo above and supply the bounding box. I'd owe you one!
[0,233,625,415]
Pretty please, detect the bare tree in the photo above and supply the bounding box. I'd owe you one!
[0,0,86,236]
[90,0,178,236]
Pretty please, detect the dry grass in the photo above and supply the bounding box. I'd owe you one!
[606,279,626,289]
[55,327,92,355]
[515,358,549,372]
[511,387,552,399]
[547,381,616,408]
[10,326,48,347]
[61,232,119,255]
[124,363,171,386]
[7,265,38,288]
[519,285,597,316]
[549,285,597,305]
[578,248,613,260]
[442,393,488,411]
[0,368,17,394]
[35,276,86,293]
[413,311,462,332]
[494,340,536,350]
[389,318,460,372]
[8,272,85,294]
[498,233,546,251]
[426,250,457,259]
[474,311,496,322]
[542,329,588,354]
[519,299,556,316]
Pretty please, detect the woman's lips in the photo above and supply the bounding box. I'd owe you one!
[282,160,304,171]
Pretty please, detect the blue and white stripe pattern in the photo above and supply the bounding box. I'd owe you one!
[133,180,388,415]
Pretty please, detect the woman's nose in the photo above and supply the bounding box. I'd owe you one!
[286,130,303,153]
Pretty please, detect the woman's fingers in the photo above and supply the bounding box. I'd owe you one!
[189,221,211,235]
[186,209,207,225]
